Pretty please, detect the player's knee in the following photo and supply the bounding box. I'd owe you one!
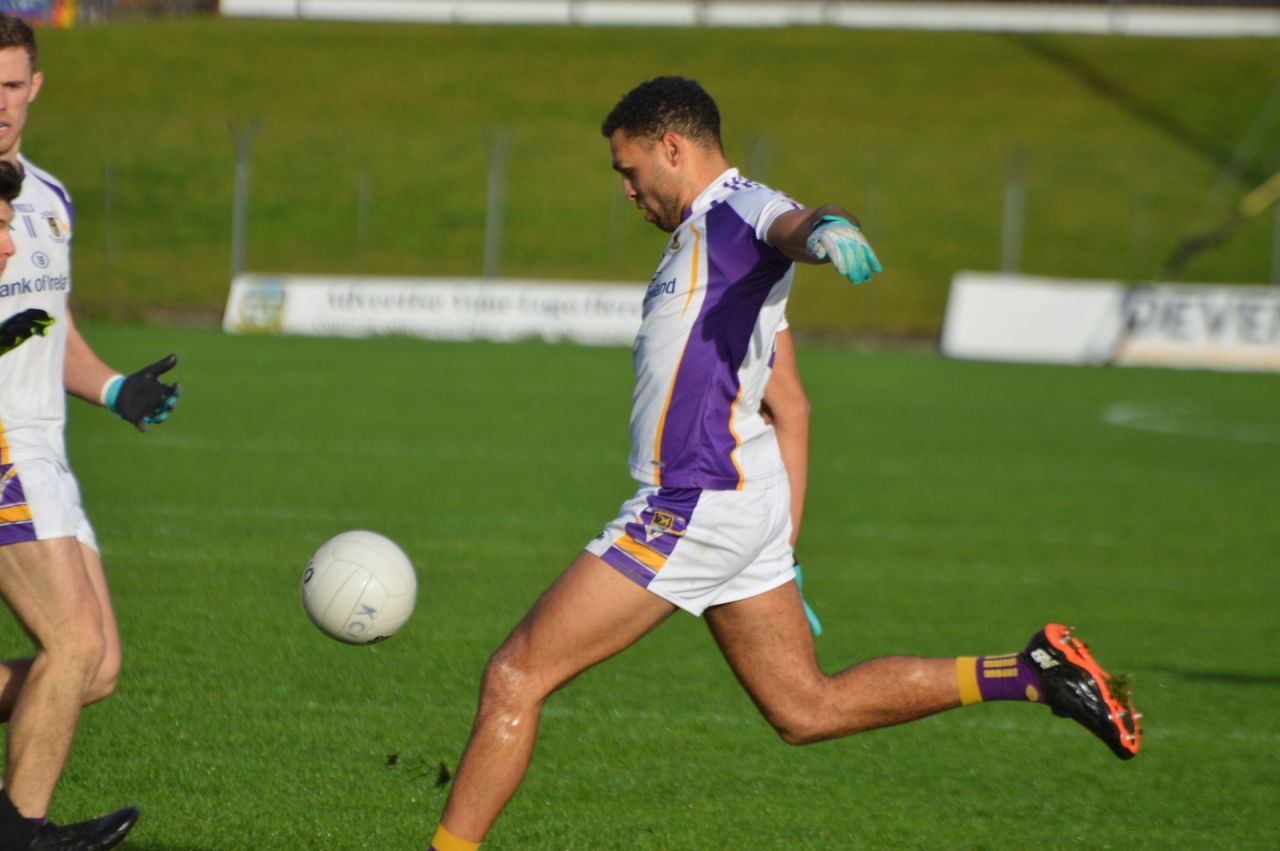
[42,621,107,687]
[768,710,828,746]
[84,645,120,705]
[761,690,840,745]
[478,641,542,714]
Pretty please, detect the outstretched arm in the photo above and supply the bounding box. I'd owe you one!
[767,204,882,284]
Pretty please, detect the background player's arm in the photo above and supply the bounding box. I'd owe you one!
[760,329,810,548]
[767,205,861,264]
[62,307,118,406]
[62,307,180,431]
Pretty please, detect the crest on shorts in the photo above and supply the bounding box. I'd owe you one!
[644,510,680,542]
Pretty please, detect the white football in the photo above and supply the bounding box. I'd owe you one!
[301,530,417,644]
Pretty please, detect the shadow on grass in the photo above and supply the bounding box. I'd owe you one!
[1151,667,1280,687]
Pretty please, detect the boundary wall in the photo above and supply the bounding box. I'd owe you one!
[223,274,645,346]
[942,271,1280,371]
[225,272,1280,371]
[219,1,1280,37]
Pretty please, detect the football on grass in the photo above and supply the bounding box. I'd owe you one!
[301,531,417,644]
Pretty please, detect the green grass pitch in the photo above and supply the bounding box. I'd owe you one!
[4,325,1274,849]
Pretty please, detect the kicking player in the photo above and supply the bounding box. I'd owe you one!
[427,76,1140,851]
[0,15,180,850]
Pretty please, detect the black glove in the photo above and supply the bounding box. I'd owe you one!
[105,354,181,432]
[0,308,55,355]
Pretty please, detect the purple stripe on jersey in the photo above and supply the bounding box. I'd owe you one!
[26,169,74,229]
[657,203,789,489]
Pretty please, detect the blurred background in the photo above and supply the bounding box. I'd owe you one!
[10,0,1279,341]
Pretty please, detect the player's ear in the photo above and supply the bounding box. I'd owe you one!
[28,71,43,103]
[660,131,682,167]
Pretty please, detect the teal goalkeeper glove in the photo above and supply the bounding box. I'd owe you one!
[805,215,883,285]
[0,308,55,355]
[794,560,823,637]
[104,354,181,432]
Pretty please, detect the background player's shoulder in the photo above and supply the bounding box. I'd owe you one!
[18,156,72,201]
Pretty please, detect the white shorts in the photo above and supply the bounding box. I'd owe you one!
[0,456,98,551]
[585,481,794,616]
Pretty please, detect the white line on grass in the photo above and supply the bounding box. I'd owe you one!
[1101,400,1280,444]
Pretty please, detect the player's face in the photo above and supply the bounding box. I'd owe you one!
[0,201,16,277]
[0,47,42,162]
[610,129,684,233]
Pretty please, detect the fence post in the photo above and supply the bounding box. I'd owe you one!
[748,135,772,181]
[357,170,371,273]
[483,131,511,279]
[230,119,260,280]
[103,159,115,267]
[1001,146,1026,274]
[1272,200,1280,284]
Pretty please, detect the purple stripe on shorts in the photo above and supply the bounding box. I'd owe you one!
[622,487,701,559]
[602,545,657,588]
[0,465,37,546]
[604,488,704,590]
[657,204,790,488]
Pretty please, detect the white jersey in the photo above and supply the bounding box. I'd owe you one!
[628,168,799,491]
[0,156,74,466]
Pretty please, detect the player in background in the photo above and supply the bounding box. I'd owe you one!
[0,15,180,850]
[426,76,1140,851]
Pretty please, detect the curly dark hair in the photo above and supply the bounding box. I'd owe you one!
[0,160,21,205]
[601,76,721,149]
[0,13,37,69]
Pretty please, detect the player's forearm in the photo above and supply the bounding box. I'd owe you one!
[762,330,811,547]
[772,405,810,547]
[62,309,119,406]
[768,204,861,264]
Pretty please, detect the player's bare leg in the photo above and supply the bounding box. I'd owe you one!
[706,580,960,743]
[0,541,120,722]
[0,537,107,818]
[437,551,676,845]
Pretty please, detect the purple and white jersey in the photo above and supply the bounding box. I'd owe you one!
[0,157,74,466]
[628,168,799,491]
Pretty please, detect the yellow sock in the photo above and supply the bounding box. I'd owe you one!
[955,656,983,705]
[429,824,480,851]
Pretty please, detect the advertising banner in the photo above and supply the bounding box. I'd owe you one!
[940,272,1126,365]
[1115,284,1280,372]
[942,273,1280,372]
[223,275,644,347]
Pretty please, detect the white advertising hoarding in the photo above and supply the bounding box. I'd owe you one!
[1115,285,1280,371]
[942,273,1280,372]
[223,275,644,347]
[940,272,1127,365]
[219,0,1280,38]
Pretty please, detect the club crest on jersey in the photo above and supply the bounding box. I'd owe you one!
[43,214,69,243]
[644,510,683,542]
